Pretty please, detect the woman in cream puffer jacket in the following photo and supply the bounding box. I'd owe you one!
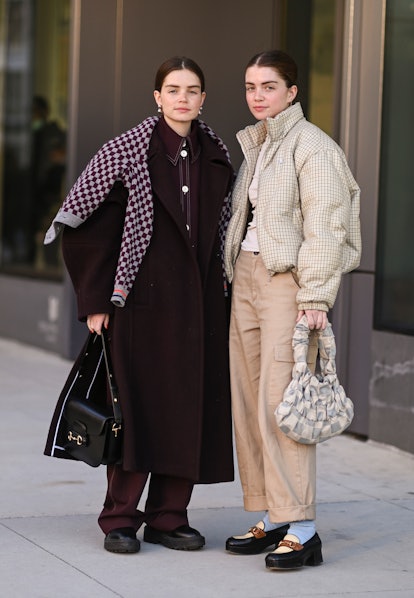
[224,50,361,571]
[224,101,360,311]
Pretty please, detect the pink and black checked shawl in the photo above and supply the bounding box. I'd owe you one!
[44,116,231,306]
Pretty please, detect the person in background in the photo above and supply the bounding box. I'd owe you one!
[224,50,361,570]
[31,96,66,267]
[44,56,234,554]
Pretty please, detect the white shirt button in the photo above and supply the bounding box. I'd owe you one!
[182,185,189,193]
[186,224,190,231]
[180,149,188,158]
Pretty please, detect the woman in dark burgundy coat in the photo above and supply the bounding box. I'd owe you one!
[45,57,234,553]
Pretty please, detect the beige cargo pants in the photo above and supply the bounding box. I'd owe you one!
[229,251,317,523]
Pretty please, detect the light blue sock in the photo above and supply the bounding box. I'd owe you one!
[262,512,289,532]
[287,520,316,544]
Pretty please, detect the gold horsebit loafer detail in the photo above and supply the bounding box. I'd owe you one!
[277,538,304,551]
[249,526,267,539]
[273,533,303,554]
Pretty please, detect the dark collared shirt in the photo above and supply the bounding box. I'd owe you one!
[156,116,201,250]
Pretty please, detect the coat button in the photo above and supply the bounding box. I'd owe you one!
[182,185,189,193]
[180,149,188,158]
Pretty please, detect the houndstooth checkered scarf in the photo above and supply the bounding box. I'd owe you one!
[44,116,232,307]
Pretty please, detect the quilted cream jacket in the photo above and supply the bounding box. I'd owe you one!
[224,103,361,311]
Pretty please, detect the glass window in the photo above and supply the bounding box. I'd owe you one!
[283,0,338,137]
[0,0,69,279]
[307,0,337,135]
[374,0,414,334]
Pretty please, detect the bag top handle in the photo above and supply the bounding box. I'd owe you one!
[292,315,337,376]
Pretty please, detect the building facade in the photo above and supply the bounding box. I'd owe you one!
[1,0,413,453]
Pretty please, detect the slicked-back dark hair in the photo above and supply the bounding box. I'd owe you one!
[154,56,205,92]
[246,50,298,89]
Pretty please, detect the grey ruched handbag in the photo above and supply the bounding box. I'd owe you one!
[275,315,354,444]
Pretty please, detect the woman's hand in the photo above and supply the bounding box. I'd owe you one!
[297,309,327,330]
[86,313,110,335]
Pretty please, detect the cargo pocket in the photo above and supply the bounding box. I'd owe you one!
[268,344,295,406]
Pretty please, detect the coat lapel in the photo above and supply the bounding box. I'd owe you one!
[197,133,232,285]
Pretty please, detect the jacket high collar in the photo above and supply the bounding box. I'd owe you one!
[237,103,305,154]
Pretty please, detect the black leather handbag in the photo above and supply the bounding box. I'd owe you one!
[61,329,123,467]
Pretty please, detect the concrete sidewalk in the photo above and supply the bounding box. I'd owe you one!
[1,336,414,598]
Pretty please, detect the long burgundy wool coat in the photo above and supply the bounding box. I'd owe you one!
[45,126,234,484]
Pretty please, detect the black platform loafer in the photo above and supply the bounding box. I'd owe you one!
[143,524,205,551]
[225,522,290,555]
[104,527,141,553]
[265,533,323,570]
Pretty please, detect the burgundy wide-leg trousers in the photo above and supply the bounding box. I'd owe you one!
[98,464,194,535]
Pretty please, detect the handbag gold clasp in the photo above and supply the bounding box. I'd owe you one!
[68,431,84,446]
[112,423,122,438]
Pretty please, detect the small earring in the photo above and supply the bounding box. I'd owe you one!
[157,105,162,114]
[199,105,203,115]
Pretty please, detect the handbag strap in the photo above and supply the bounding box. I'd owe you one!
[101,329,122,424]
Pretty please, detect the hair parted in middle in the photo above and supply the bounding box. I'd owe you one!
[246,50,298,89]
[154,56,206,92]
